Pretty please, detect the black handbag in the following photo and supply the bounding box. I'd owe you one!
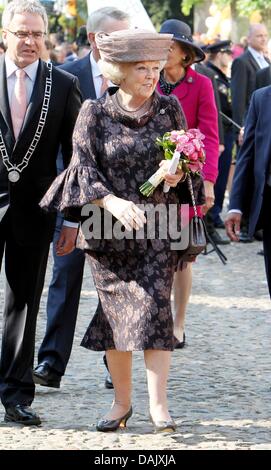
[180,175,207,262]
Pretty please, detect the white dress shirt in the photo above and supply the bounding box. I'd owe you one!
[90,52,113,98]
[90,52,103,98]
[248,46,269,69]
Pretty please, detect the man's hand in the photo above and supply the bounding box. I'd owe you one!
[56,226,78,256]
[225,211,242,241]
[202,180,215,215]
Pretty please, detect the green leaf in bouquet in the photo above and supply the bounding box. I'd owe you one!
[165,149,174,160]
[163,132,171,140]
[156,137,163,147]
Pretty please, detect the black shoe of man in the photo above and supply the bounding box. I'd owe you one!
[239,230,254,243]
[254,229,263,241]
[33,362,61,388]
[4,405,41,425]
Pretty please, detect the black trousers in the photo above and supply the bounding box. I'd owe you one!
[262,185,271,298]
[37,213,85,375]
[0,211,50,407]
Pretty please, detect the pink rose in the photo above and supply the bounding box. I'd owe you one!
[192,138,202,151]
[183,143,195,156]
[176,134,189,144]
[185,132,194,140]
[170,130,185,143]
[169,131,179,142]
[176,143,185,152]
[189,151,199,161]
[190,128,205,140]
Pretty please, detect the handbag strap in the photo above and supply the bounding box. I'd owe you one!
[187,175,198,217]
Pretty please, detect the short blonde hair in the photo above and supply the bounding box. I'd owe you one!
[99,59,166,86]
[98,60,125,85]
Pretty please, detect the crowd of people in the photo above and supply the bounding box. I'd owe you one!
[0,0,270,433]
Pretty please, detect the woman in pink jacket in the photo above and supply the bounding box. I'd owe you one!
[157,20,219,348]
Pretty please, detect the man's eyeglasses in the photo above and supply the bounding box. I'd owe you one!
[7,30,46,40]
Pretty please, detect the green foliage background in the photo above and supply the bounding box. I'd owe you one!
[141,0,193,29]
[181,0,271,17]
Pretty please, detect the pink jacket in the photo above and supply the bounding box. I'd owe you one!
[157,66,219,183]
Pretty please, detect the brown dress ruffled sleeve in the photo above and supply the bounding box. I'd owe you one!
[40,99,113,214]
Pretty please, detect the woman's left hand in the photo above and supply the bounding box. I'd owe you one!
[164,167,184,187]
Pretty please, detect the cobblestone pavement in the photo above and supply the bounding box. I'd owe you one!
[0,237,270,450]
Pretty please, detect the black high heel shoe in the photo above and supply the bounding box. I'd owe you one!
[150,415,177,433]
[174,332,186,349]
[96,406,133,432]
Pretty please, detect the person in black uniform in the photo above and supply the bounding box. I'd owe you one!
[206,40,234,233]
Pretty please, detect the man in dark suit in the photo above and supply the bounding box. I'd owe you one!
[256,65,271,89]
[231,23,269,132]
[231,23,269,242]
[225,86,271,298]
[0,0,81,425]
[33,7,130,390]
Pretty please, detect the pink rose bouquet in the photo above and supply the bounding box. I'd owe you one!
[139,128,205,197]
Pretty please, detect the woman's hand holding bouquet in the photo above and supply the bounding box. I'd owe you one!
[139,128,205,197]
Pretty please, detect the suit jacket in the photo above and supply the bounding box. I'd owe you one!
[229,86,271,236]
[157,66,219,183]
[231,50,270,128]
[256,65,271,89]
[0,56,82,246]
[195,62,224,145]
[60,53,96,101]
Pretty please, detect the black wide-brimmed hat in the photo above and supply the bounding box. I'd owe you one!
[160,19,205,63]
[206,40,232,54]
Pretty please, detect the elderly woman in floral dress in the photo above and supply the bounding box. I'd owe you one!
[41,29,189,433]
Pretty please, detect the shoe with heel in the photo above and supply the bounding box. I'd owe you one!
[150,414,177,433]
[96,406,133,432]
[174,332,186,349]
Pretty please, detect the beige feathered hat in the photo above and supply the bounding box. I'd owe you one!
[96,29,173,63]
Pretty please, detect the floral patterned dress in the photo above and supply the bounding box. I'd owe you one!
[41,88,188,352]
